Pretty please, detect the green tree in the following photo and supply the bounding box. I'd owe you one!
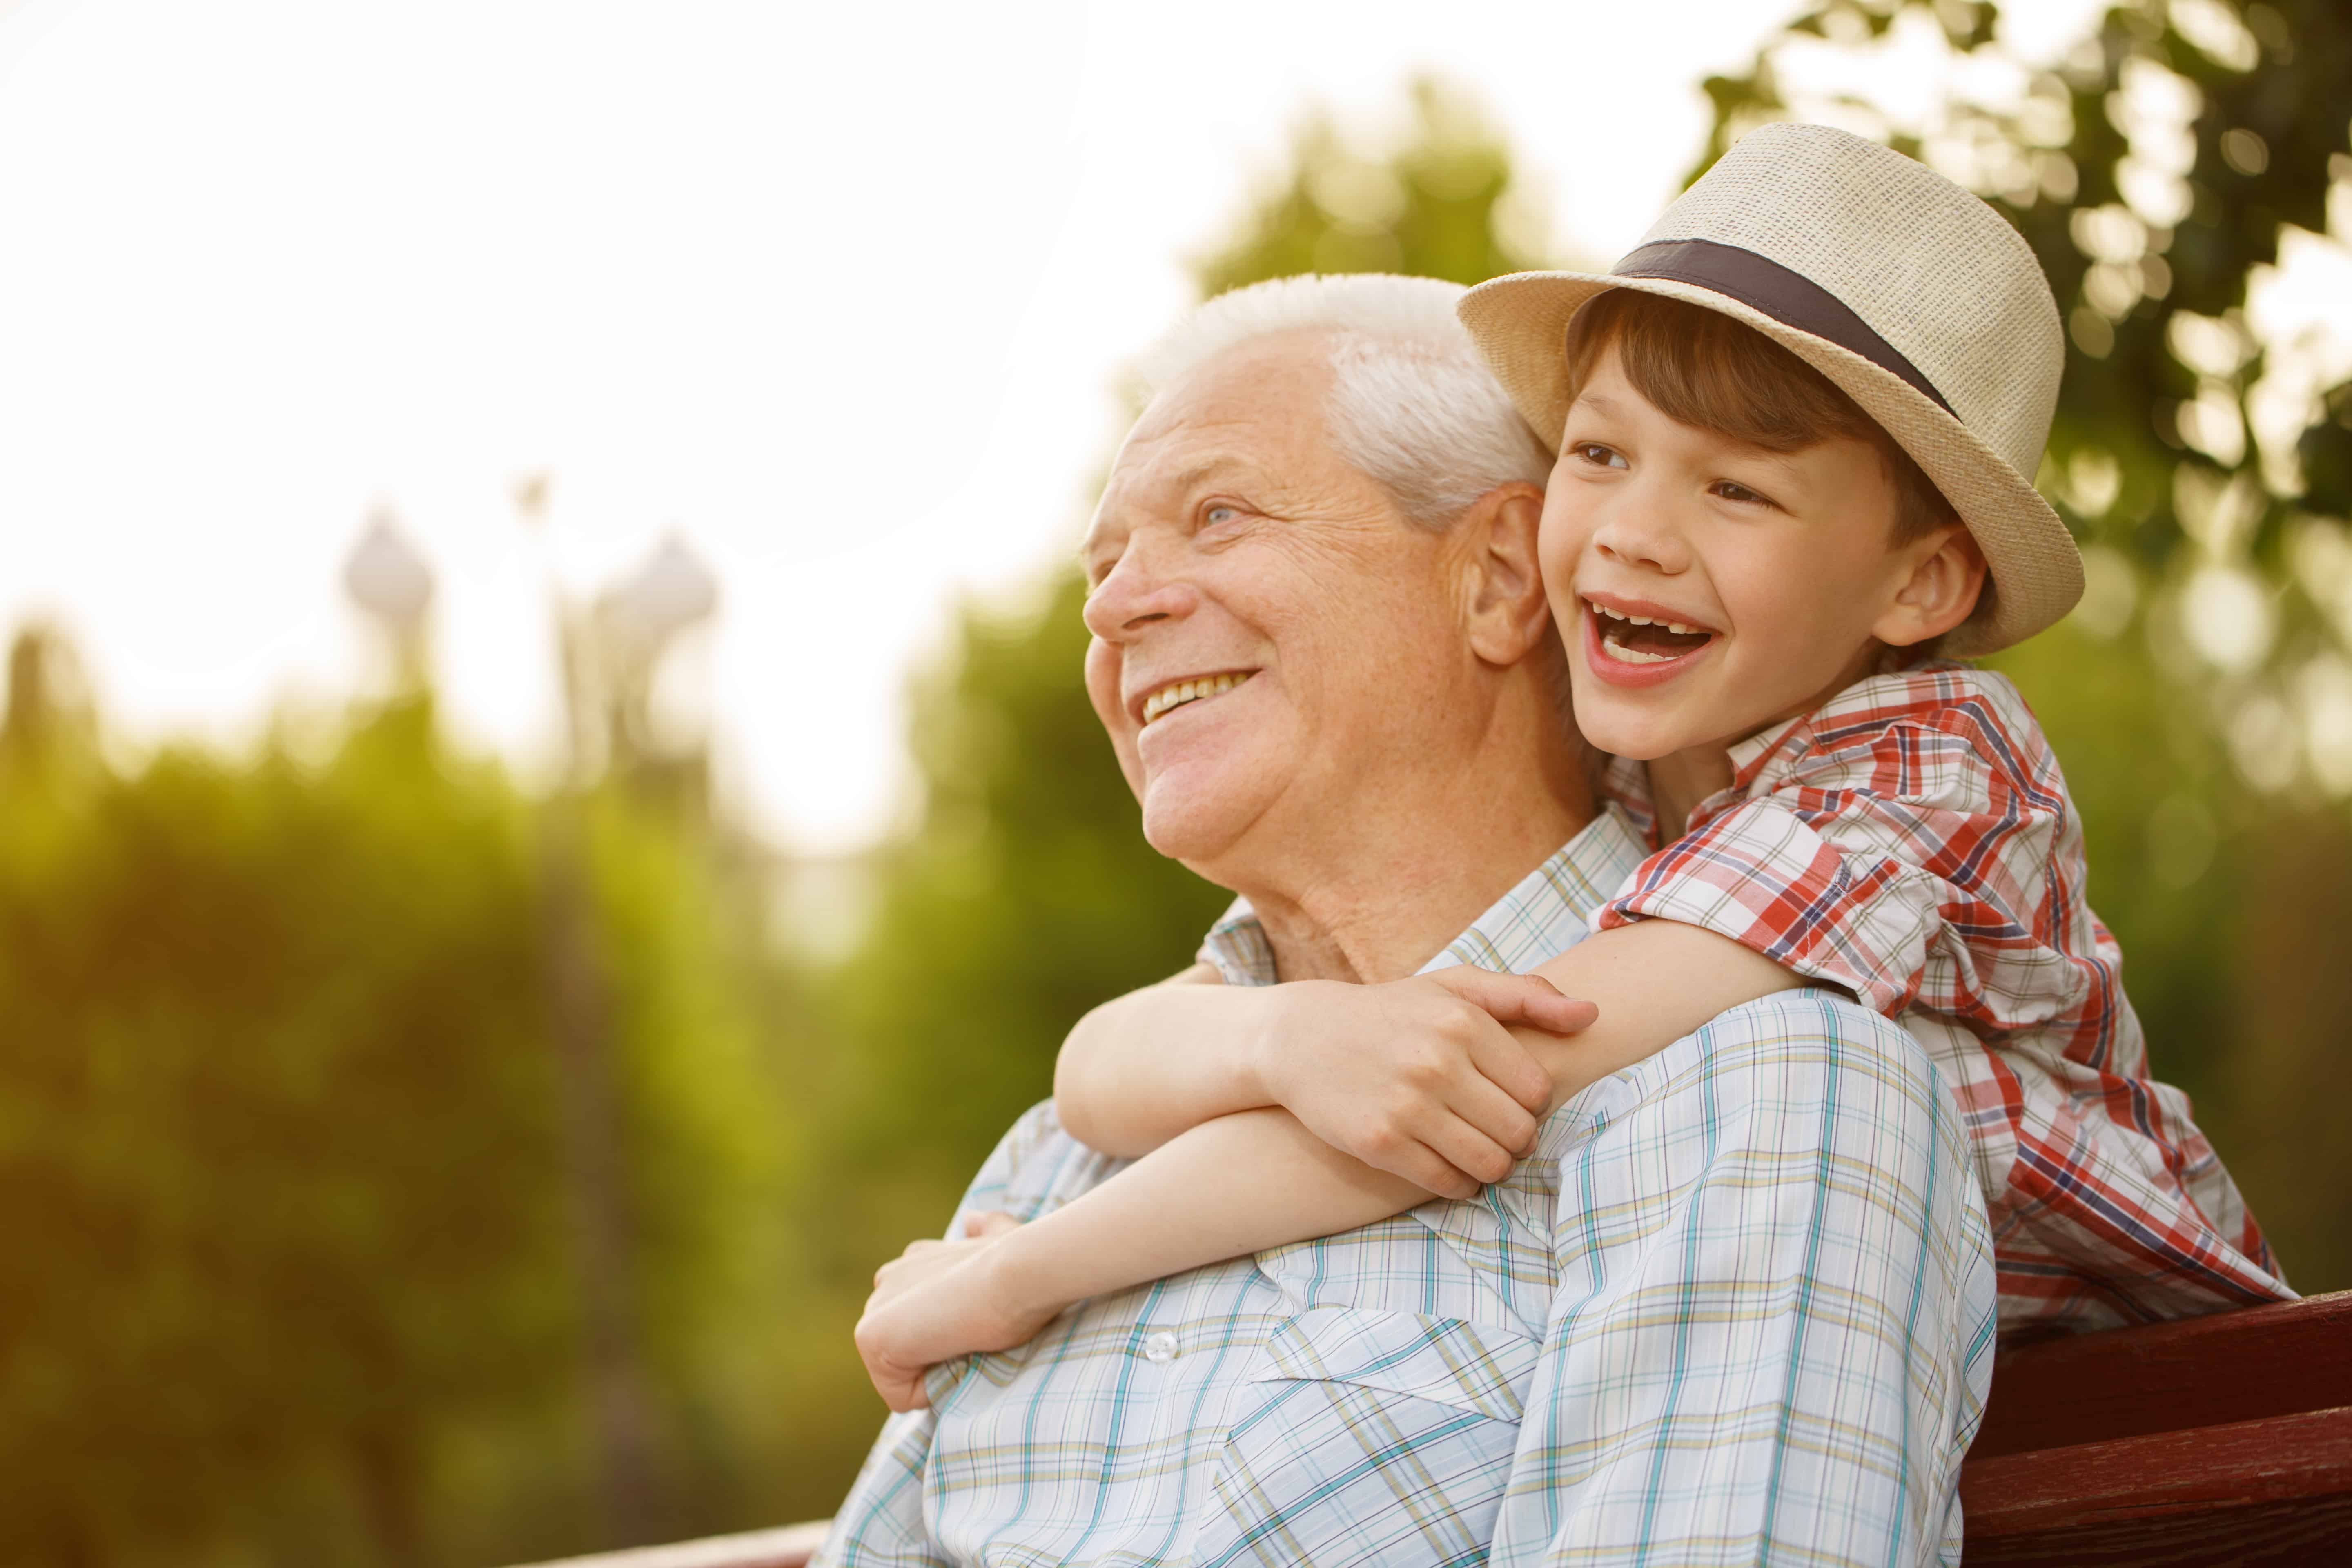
[1699,0,2352,600]
[1198,80,1543,296]
[0,626,789,1567]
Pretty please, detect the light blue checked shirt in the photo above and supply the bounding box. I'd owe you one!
[821,808,1997,1567]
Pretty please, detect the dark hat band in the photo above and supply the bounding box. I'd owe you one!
[1610,238,1956,416]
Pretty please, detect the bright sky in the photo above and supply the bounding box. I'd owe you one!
[0,0,2113,852]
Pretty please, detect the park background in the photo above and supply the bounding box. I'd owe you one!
[5,0,2352,1562]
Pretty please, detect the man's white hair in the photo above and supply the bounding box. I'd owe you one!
[1137,273,1552,529]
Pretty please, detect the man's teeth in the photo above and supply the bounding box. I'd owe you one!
[1142,671,1253,725]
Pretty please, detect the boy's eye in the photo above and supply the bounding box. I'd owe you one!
[1574,442,1627,469]
[1711,479,1773,507]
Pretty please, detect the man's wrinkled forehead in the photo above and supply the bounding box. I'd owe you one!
[1096,414,1261,514]
[1086,412,1283,555]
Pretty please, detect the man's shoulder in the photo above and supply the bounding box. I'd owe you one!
[990,1096,1067,1170]
[1704,985,1918,1045]
[1535,987,1941,1175]
[1552,988,1922,1122]
[962,1097,1126,1222]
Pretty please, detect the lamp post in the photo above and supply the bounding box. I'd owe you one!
[524,491,723,1548]
[594,533,719,788]
[341,509,434,691]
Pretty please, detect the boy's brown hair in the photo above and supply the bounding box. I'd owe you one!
[1564,289,1959,545]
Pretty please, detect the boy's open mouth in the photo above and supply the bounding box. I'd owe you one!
[1585,599,1717,666]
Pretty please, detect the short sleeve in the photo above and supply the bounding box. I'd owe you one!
[1593,678,2091,1029]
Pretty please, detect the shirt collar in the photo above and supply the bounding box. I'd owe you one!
[1197,807,1650,986]
[1595,712,1812,851]
[1597,753,1657,847]
[1724,713,1809,791]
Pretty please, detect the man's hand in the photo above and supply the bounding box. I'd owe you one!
[1256,967,1595,1200]
[853,1212,1043,1412]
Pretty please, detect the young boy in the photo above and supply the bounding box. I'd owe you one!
[853,124,2286,1412]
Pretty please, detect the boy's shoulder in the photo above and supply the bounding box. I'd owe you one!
[1799,659,2046,758]
[1762,659,2062,805]
[1813,658,2027,726]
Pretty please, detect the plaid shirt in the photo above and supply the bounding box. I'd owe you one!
[1593,660,2289,1333]
[820,811,1997,1567]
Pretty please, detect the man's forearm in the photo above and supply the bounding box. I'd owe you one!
[988,1106,1423,1311]
[1053,972,1284,1156]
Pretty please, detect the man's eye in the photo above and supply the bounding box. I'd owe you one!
[1203,504,1241,526]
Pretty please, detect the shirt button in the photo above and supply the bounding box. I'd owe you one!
[1141,1330,1178,1364]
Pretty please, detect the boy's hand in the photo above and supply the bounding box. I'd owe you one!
[853,1212,1043,1412]
[1256,968,1594,1199]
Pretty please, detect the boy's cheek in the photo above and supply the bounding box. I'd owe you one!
[1532,526,1587,606]
[1538,557,1581,620]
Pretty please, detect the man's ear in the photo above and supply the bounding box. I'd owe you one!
[1459,482,1552,666]
[1874,525,1987,648]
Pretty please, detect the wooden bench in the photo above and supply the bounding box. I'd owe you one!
[511,1519,830,1568]
[1959,1290,2352,1564]
[520,1291,2352,1568]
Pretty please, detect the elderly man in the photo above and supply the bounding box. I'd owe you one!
[815,275,1994,1566]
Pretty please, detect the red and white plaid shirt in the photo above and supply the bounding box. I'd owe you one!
[1595,660,2290,1335]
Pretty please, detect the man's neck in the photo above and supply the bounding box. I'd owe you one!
[1236,728,1593,985]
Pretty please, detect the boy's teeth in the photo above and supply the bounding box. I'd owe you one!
[1592,602,1700,637]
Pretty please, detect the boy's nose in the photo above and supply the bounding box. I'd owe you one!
[1590,501,1693,575]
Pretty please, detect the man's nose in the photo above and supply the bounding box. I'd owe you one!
[1081,539,1200,641]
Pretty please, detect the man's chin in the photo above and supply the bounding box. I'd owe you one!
[1136,772,1272,871]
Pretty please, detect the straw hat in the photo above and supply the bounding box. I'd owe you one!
[1458,122,2081,655]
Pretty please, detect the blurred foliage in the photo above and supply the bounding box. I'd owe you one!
[0,626,793,1566]
[1196,80,1541,296]
[1699,0,2352,1302]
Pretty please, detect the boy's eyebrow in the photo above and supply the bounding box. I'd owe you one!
[1568,388,1815,475]
[1714,439,1814,477]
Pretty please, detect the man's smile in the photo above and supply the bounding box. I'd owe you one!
[1136,669,1257,727]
